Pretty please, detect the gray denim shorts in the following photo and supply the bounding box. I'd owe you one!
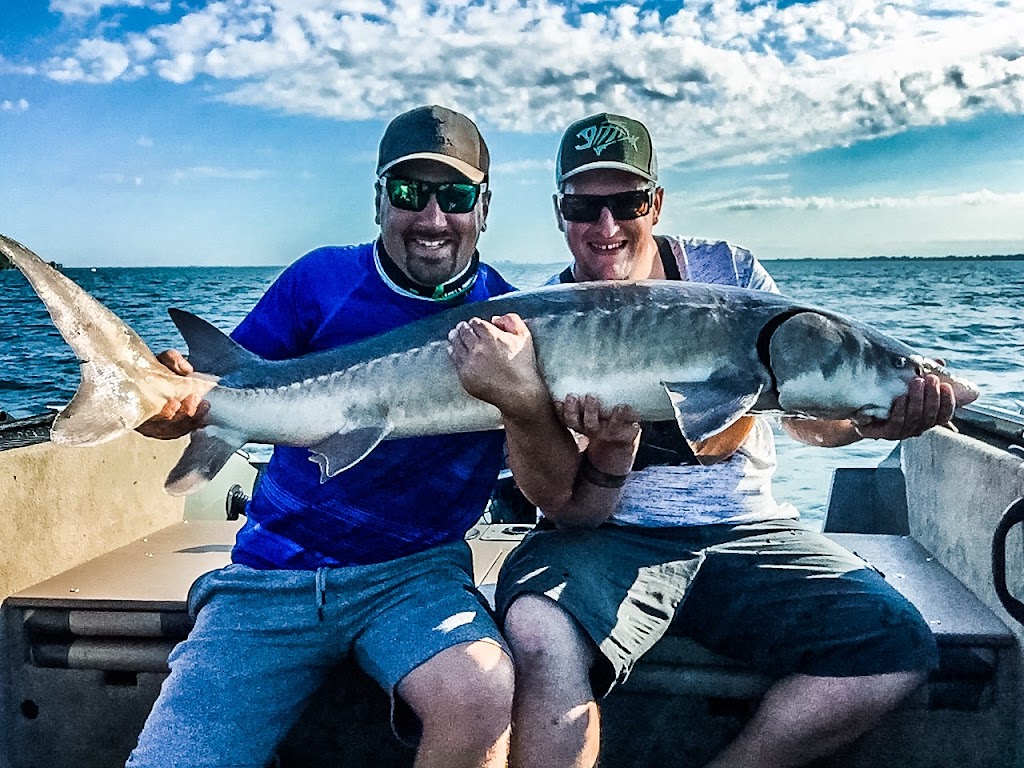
[495,519,937,696]
[127,540,508,767]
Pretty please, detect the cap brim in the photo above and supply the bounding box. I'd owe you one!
[378,152,486,184]
[558,161,657,185]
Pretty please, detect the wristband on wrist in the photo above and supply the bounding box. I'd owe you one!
[575,452,630,489]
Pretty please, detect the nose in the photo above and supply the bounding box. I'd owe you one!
[594,205,618,235]
[418,194,447,227]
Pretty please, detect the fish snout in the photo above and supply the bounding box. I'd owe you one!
[918,357,980,407]
[949,377,980,407]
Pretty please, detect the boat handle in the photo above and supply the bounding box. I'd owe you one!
[992,497,1024,626]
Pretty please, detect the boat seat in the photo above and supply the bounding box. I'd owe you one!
[2,522,1017,768]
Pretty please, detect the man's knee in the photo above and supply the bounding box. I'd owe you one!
[400,640,514,730]
[504,594,595,674]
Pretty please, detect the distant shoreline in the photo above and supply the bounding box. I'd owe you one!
[762,253,1024,264]
[497,252,1024,269]
[4,253,1023,271]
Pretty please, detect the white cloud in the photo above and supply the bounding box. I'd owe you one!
[136,135,153,147]
[38,0,1024,168]
[171,166,270,182]
[49,0,169,18]
[491,159,554,175]
[717,189,1024,211]
[48,38,134,82]
[0,55,37,77]
[1,98,30,113]
[97,172,145,185]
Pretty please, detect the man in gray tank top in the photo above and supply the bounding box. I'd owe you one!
[484,113,958,768]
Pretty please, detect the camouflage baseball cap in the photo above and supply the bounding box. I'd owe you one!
[377,105,489,184]
[555,113,658,186]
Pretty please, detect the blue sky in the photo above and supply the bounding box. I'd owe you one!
[1,0,1023,267]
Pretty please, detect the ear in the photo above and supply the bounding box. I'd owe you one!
[373,181,383,225]
[553,193,566,233]
[650,186,664,227]
[479,188,491,232]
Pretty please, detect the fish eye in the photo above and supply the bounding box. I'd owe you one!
[892,356,909,369]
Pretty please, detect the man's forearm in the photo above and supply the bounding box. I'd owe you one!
[543,440,635,528]
[504,408,638,528]
[502,405,581,514]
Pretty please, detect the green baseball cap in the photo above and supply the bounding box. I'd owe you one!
[377,105,490,184]
[555,113,658,186]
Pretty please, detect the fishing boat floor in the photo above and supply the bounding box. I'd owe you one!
[1,520,1018,768]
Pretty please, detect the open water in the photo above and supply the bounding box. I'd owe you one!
[2,257,1022,523]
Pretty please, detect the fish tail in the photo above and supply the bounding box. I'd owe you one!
[51,362,156,445]
[1,233,179,445]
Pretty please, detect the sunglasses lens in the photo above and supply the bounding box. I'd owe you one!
[385,179,480,213]
[436,183,480,214]
[610,191,652,219]
[385,179,427,211]
[560,190,652,223]
[559,196,603,222]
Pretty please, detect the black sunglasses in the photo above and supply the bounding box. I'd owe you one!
[382,177,483,214]
[558,189,655,223]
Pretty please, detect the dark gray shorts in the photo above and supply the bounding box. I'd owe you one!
[494,520,937,696]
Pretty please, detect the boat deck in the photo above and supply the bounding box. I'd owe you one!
[2,515,1018,767]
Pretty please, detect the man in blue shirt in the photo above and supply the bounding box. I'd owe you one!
[130,105,567,768]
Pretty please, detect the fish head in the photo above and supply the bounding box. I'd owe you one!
[767,311,979,421]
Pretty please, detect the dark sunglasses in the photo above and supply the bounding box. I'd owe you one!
[382,177,483,214]
[558,188,655,223]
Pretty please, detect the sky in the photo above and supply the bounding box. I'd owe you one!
[1,0,1023,267]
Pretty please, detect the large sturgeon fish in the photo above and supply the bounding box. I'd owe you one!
[2,233,979,496]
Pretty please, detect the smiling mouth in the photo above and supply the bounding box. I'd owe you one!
[407,236,453,255]
[591,240,627,252]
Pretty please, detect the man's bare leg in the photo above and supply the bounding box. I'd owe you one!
[398,640,515,768]
[705,671,925,768]
[504,595,601,768]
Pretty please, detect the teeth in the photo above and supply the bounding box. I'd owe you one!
[593,242,624,251]
[415,239,445,248]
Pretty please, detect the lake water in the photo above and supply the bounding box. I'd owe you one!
[2,256,1022,523]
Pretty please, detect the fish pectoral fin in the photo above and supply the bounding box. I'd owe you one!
[309,425,392,482]
[663,375,763,462]
[164,426,248,496]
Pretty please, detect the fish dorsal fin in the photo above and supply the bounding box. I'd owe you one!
[309,425,393,482]
[663,372,763,448]
[164,426,248,496]
[168,308,261,378]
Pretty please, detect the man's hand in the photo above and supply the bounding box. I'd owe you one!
[855,374,956,441]
[784,373,958,447]
[558,394,641,447]
[558,394,640,475]
[448,313,549,417]
[135,350,210,440]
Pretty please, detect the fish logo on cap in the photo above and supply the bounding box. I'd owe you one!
[574,122,640,157]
